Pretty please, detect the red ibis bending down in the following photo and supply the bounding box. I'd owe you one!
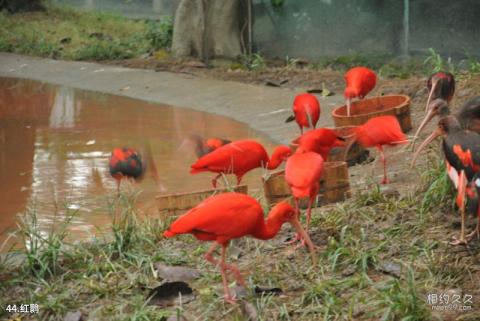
[163,192,316,303]
[109,147,145,193]
[294,128,345,160]
[412,116,480,245]
[344,66,377,117]
[345,116,407,184]
[285,93,321,134]
[285,150,324,245]
[425,71,455,112]
[190,139,292,188]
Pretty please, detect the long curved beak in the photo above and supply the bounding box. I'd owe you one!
[346,98,352,117]
[425,80,438,112]
[290,217,317,266]
[411,107,437,147]
[411,127,442,168]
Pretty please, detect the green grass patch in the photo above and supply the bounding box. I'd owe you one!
[0,4,173,60]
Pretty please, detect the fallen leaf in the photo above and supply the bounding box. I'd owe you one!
[254,286,283,296]
[147,281,195,307]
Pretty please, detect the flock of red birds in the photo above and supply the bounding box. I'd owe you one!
[108,66,480,303]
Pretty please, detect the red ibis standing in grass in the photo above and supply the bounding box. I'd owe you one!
[285,150,324,245]
[190,140,292,188]
[293,128,345,160]
[163,192,316,303]
[285,93,321,134]
[412,116,480,245]
[109,147,145,193]
[345,116,407,184]
[344,66,377,117]
[425,71,455,112]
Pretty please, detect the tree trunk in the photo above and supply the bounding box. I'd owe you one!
[171,0,246,60]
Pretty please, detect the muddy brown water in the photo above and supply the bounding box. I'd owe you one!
[0,77,275,251]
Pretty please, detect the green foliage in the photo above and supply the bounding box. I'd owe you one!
[373,267,430,321]
[145,16,173,50]
[423,48,455,74]
[240,53,266,70]
[18,202,76,279]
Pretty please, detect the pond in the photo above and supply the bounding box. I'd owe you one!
[0,77,274,251]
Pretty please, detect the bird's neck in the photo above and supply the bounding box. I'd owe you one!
[252,217,283,240]
[266,156,282,170]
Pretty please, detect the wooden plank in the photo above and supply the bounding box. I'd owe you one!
[156,185,248,215]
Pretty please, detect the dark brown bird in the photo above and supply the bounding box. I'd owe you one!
[109,147,145,193]
[425,71,455,112]
[414,96,480,142]
[412,116,480,245]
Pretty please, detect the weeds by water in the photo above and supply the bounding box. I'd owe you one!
[1,157,479,320]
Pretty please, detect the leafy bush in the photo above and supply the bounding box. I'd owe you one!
[145,16,173,50]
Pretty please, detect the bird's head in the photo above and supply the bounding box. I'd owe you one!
[411,116,460,167]
[344,86,359,100]
[426,72,455,111]
[268,201,317,265]
[413,98,450,141]
[266,145,292,169]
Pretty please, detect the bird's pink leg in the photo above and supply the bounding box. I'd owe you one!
[219,244,235,304]
[451,171,468,245]
[211,174,222,189]
[116,179,121,195]
[204,242,219,265]
[285,198,302,244]
[236,175,243,186]
[377,146,389,184]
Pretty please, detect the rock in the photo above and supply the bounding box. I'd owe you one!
[379,185,400,199]
[64,311,82,321]
[60,37,71,45]
[155,263,201,282]
[378,260,402,278]
[341,264,357,277]
[240,301,258,321]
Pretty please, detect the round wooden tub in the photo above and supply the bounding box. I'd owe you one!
[262,161,351,208]
[331,95,412,132]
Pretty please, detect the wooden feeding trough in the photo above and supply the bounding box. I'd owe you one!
[331,95,412,132]
[262,161,351,208]
[156,185,248,215]
[289,126,369,166]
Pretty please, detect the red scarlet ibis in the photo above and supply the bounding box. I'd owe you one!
[412,116,480,245]
[425,71,455,112]
[163,192,316,303]
[190,140,292,188]
[345,116,407,184]
[294,128,345,160]
[109,147,145,193]
[285,151,324,243]
[344,66,377,116]
[285,93,321,134]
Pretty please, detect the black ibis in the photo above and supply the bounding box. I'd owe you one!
[412,116,480,245]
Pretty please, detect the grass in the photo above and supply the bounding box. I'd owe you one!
[2,155,479,321]
[0,4,173,60]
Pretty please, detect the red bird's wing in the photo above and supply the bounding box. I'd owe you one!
[345,67,377,98]
[285,152,324,198]
[355,116,407,147]
[190,140,266,175]
[164,193,262,243]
